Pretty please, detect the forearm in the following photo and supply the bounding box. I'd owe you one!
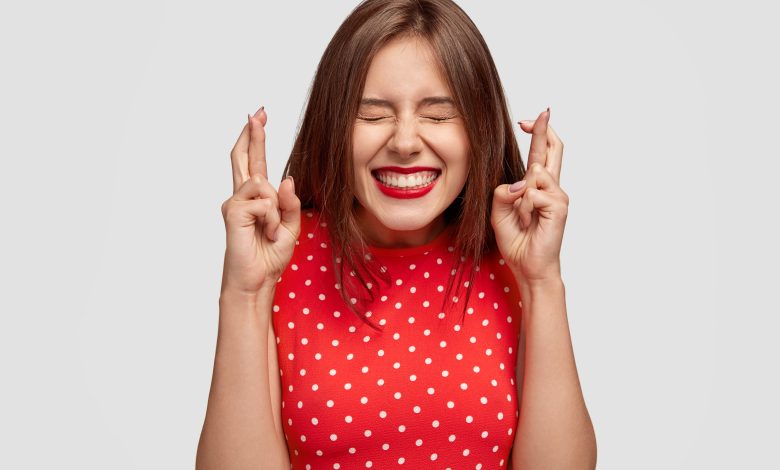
[511,277,596,470]
[196,285,290,470]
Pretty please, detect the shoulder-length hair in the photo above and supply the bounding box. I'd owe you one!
[283,0,525,329]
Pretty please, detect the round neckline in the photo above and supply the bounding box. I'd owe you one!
[366,224,455,258]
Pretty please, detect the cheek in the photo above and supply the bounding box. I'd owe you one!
[426,127,470,172]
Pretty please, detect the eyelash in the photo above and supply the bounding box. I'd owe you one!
[357,115,455,122]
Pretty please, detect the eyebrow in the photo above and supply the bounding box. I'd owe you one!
[359,96,456,107]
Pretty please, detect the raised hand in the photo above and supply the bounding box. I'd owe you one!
[220,107,301,295]
[491,108,569,285]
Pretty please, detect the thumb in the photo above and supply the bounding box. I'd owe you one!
[277,175,301,240]
[491,181,527,222]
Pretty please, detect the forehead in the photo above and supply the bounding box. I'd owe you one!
[362,36,452,101]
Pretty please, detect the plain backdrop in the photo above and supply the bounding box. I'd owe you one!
[1,0,778,468]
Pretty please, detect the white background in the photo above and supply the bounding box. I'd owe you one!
[1,0,777,468]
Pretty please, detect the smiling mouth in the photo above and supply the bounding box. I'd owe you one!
[371,169,441,189]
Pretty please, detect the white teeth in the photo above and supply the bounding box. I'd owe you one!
[374,170,439,189]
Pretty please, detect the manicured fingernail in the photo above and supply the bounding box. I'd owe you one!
[509,180,527,193]
[519,120,532,125]
[253,105,264,118]
[247,114,252,127]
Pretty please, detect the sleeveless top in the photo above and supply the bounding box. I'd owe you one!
[272,211,523,469]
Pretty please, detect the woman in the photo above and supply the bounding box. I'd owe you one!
[197,0,596,468]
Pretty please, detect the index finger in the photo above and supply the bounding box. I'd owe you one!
[248,107,269,179]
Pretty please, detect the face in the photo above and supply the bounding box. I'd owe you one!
[352,35,470,248]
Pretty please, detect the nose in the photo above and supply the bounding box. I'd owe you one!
[386,115,423,159]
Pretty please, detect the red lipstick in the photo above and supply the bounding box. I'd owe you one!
[372,167,440,199]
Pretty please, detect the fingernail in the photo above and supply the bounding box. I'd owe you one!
[253,105,264,118]
[518,120,532,125]
[247,113,252,127]
[509,180,527,193]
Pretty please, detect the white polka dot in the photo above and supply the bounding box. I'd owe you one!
[415,439,423,446]
[361,397,368,404]
[362,366,369,373]
[460,383,468,390]
[398,457,405,464]
[408,345,416,353]
[377,378,385,386]
[442,370,449,377]
[311,384,318,391]
[301,338,309,345]
[364,429,372,437]
[454,324,461,331]
[288,292,296,299]
[301,435,307,442]
[393,332,400,340]
[312,417,319,425]
[288,321,295,329]
[345,415,353,423]
[344,383,352,390]
[410,286,416,294]
[448,434,456,442]
[394,392,402,399]
[423,329,431,336]
[470,336,477,344]
[379,410,387,418]
[430,453,438,461]
[329,369,337,376]
[423,300,430,308]
[438,312,445,319]
[395,279,403,286]
[300,369,306,376]
[330,433,337,441]
[382,443,389,450]
[413,405,421,413]
[398,425,406,432]
[408,316,415,324]
[440,340,447,348]
[456,353,463,360]
[427,387,435,395]
[297,401,303,408]
[394,302,402,309]
[425,357,432,365]
[346,353,354,360]
[327,400,334,407]
[437,285,444,292]
[466,415,473,423]
[473,366,480,373]
[317,323,324,330]
[349,447,356,454]
[288,353,295,360]
[481,431,489,438]
[463,449,470,456]
[365,461,372,468]
[480,396,488,404]
[498,412,504,420]
[409,374,417,381]
[314,353,322,360]
[447,401,455,408]
[432,419,440,428]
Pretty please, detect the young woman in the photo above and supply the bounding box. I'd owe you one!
[197,1,596,468]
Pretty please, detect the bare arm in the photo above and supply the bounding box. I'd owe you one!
[195,285,290,470]
[511,277,596,470]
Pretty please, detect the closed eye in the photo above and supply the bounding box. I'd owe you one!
[357,115,389,122]
[424,115,457,122]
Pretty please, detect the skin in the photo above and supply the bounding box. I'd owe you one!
[352,36,470,248]
[211,34,596,470]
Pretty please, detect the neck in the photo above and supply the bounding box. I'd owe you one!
[356,208,447,248]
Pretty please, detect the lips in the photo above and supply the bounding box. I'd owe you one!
[371,166,441,199]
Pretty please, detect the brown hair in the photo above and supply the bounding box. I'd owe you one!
[283,0,525,329]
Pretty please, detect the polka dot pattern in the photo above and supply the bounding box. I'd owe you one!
[273,211,522,468]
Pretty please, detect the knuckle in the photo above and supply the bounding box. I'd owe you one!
[530,162,544,173]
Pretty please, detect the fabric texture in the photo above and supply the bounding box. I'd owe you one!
[272,210,523,469]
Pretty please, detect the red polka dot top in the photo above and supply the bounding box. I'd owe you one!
[272,211,523,469]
